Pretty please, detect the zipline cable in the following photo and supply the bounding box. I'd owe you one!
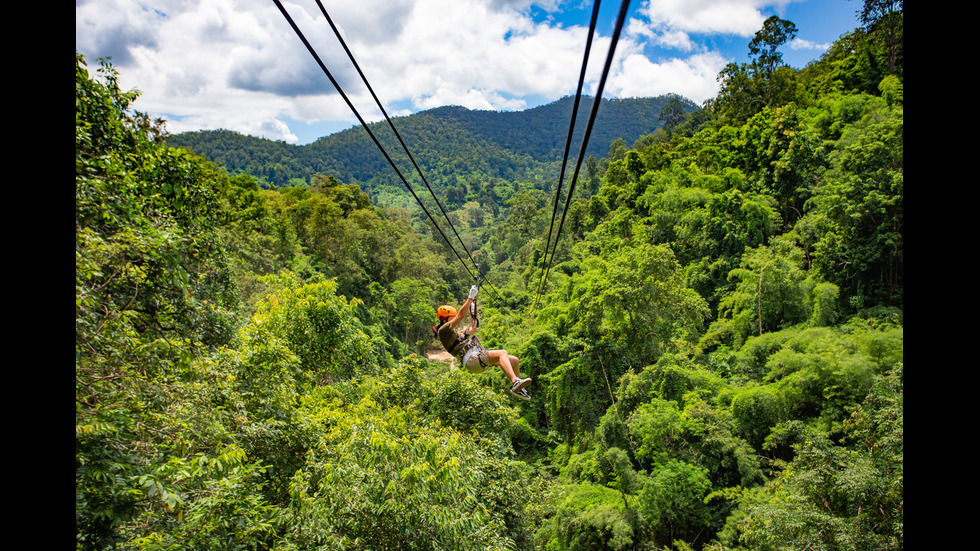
[272,0,480,285]
[535,0,631,308]
[312,0,503,302]
[533,0,602,310]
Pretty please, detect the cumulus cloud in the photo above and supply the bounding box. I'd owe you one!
[76,0,164,65]
[625,0,804,61]
[76,0,821,143]
[77,0,610,143]
[608,51,728,105]
[635,0,795,36]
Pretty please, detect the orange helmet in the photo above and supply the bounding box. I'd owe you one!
[437,305,457,320]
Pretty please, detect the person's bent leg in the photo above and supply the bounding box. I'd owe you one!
[488,349,518,382]
[509,354,521,378]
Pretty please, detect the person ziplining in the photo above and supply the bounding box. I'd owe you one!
[432,284,532,400]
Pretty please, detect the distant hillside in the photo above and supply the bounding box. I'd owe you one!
[169,95,698,193]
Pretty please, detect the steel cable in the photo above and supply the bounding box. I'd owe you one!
[312,0,503,301]
[534,0,631,309]
[272,0,482,288]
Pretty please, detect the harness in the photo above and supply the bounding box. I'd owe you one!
[453,333,481,355]
[457,335,489,370]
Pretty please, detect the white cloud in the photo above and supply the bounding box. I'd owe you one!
[413,87,525,111]
[76,0,164,66]
[626,16,695,51]
[790,37,831,51]
[259,119,300,143]
[77,0,601,132]
[626,0,803,58]
[635,0,796,36]
[78,0,366,142]
[76,0,816,143]
[608,51,728,105]
[384,1,586,100]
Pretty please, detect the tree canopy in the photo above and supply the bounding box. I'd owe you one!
[76,3,902,548]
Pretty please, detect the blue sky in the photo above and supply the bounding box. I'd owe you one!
[77,0,862,145]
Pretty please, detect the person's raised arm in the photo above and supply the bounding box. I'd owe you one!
[448,285,479,329]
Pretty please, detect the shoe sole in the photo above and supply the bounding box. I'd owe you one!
[510,378,532,394]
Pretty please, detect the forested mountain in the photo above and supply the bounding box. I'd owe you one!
[168,95,698,196]
[77,4,902,550]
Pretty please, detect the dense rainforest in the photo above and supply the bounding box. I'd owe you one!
[76,4,902,550]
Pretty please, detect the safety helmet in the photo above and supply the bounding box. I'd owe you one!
[437,305,457,320]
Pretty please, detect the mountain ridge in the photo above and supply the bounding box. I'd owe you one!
[168,94,699,191]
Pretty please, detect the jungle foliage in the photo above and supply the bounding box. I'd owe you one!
[77,4,902,549]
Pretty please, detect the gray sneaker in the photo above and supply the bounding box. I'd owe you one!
[514,387,531,400]
[510,377,531,396]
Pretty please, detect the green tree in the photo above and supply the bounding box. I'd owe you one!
[878,75,903,108]
[253,273,384,381]
[76,55,270,549]
[735,365,902,551]
[608,137,629,162]
[719,236,808,339]
[501,189,546,260]
[715,17,799,122]
[638,459,712,547]
[628,398,697,466]
[384,276,437,356]
[569,241,710,366]
[282,397,514,550]
[748,16,798,106]
[659,97,688,136]
[730,386,788,452]
[280,359,525,550]
[714,62,760,124]
[805,107,903,309]
[856,0,903,75]
[535,483,641,551]
[733,105,821,221]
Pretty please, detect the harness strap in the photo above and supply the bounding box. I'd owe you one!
[458,335,490,368]
[454,334,481,357]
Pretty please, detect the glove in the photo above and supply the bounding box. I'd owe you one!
[469,285,479,299]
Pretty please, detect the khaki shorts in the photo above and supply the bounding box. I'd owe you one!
[461,345,490,374]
